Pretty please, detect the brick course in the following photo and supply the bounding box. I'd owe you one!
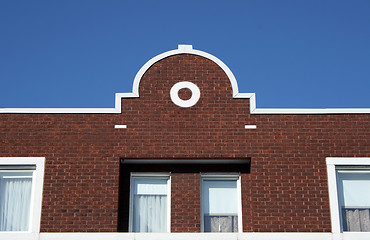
[0,54,369,232]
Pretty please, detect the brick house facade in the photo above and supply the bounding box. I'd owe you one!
[0,45,369,240]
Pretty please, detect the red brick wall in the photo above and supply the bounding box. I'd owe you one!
[0,54,369,232]
[171,173,200,232]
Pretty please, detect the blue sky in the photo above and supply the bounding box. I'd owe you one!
[0,0,369,108]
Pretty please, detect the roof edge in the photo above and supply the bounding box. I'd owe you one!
[0,45,369,114]
[132,44,240,97]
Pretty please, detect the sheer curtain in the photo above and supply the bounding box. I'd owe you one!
[203,179,238,232]
[337,170,370,232]
[132,178,168,232]
[0,172,33,231]
[342,208,370,231]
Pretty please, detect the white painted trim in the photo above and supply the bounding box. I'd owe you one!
[0,232,39,240]
[251,108,370,114]
[341,232,370,240]
[38,232,335,240]
[0,45,369,114]
[1,231,370,240]
[0,108,120,114]
[244,125,257,129]
[240,233,332,240]
[167,175,171,232]
[132,45,239,98]
[326,160,341,234]
[200,173,242,233]
[170,81,201,108]
[131,173,171,178]
[326,158,370,166]
[0,157,45,237]
[326,157,370,234]
[114,125,127,129]
[129,173,171,233]
[237,175,243,232]
[2,232,370,240]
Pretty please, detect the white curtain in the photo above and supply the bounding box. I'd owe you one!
[204,215,238,232]
[133,195,167,232]
[342,208,370,232]
[0,173,32,231]
[132,178,167,232]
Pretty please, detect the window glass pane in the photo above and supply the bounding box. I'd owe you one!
[0,172,33,231]
[203,180,237,214]
[337,172,370,206]
[134,179,167,195]
[132,177,168,232]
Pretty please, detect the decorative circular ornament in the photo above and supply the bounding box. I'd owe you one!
[170,81,200,108]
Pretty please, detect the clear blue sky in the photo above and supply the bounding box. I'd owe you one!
[0,0,369,108]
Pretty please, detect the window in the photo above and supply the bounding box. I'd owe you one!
[0,157,45,234]
[0,169,33,231]
[326,157,370,234]
[129,173,170,232]
[336,169,370,232]
[201,174,242,232]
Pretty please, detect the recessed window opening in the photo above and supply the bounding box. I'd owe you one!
[118,159,249,232]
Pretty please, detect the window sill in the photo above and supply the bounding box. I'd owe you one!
[2,232,370,240]
[0,232,39,240]
[3,232,367,240]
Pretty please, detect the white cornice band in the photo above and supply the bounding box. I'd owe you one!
[4,232,370,240]
[0,45,369,114]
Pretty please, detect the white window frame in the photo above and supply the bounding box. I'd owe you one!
[0,157,45,236]
[128,173,171,233]
[326,157,370,236]
[200,173,243,233]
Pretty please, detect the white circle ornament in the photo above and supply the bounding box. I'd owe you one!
[170,81,200,108]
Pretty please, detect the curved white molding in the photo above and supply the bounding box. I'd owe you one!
[170,81,200,108]
[0,45,369,114]
[132,44,239,98]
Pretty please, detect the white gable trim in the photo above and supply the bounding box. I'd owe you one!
[0,45,369,114]
[132,44,239,98]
